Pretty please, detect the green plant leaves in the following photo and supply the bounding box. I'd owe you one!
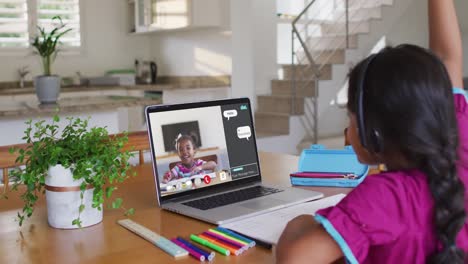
[31,16,71,75]
[124,208,135,216]
[72,218,82,228]
[112,198,123,209]
[7,115,135,228]
[105,186,116,198]
[79,204,85,213]
[17,212,25,226]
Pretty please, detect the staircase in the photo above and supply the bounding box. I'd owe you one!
[255,64,333,136]
[255,0,402,153]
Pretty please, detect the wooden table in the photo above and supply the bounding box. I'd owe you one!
[0,152,352,264]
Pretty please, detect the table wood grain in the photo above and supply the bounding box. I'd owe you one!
[0,152,353,264]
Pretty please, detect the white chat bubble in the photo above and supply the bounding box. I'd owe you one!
[223,109,238,120]
[237,126,252,141]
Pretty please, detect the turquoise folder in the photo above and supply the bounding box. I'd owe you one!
[291,144,369,188]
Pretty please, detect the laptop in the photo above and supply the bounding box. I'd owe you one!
[145,97,323,224]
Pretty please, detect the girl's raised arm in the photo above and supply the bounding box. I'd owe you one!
[429,0,463,88]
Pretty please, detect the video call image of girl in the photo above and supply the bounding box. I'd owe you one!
[162,132,217,184]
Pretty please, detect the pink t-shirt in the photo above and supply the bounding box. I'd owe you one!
[173,159,206,176]
[316,93,468,263]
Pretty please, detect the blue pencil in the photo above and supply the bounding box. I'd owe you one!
[177,237,215,261]
[215,227,255,248]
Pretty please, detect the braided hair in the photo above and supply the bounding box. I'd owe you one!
[347,44,466,263]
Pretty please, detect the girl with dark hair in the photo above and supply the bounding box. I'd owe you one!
[276,0,467,263]
[162,133,217,183]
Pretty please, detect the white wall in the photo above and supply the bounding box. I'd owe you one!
[149,29,232,76]
[386,0,428,47]
[148,106,227,156]
[229,0,255,103]
[148,0,231,76]
[150,0,277,111]
[252,0,277,98]
[0,0,151,82]
[230,0,277,110]
[386,0,468,77]
[162,87,231,104]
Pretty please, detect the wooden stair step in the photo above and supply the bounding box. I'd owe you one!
[295,50,345,65]
[255,112,290,135]
[335,0,392,9]
[320,21,370,35]
[308,35,358,50]
[281,64,332,80]
[310,50,346,65]
[271,80,316,97]
[257,95,304,115]
[331,6,382,22]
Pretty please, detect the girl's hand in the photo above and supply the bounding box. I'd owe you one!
[278,215,317,245]
[191,166,203,175]
[162,171,174,183]
[429,0,463,87]
[276,215,344,264]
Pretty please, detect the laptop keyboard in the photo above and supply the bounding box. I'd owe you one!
[182,186,283,210]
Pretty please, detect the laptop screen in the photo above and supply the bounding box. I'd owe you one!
[146,98,260,199]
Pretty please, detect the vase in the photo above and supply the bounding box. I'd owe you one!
[34,75,61,105]
[45,165,103,229]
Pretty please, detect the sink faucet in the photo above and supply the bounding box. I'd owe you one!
[18,66,29,88]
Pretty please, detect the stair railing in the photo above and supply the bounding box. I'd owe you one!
[291,0,383,144]
[291,0,321,144]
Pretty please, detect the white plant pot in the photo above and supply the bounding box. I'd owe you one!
[45,165,103,229]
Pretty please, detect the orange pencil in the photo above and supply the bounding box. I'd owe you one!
[199,233,243,255]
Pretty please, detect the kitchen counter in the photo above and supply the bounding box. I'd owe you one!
[0,75,231,96]
[0,75,231,146]
[0,95,161,119]
[0,84,172,96]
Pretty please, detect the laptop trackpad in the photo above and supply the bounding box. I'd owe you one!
[239,198,285,210]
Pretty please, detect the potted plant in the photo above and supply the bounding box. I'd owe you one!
[7,116,135,229]
[32,16,71,105]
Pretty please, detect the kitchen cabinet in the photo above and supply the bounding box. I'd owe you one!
[129,0,222,33]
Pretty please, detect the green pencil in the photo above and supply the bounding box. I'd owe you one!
[190,234,231,256]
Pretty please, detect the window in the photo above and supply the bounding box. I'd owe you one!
[0,0,81,49]
[0,0,29,47]
[37,0,81,47]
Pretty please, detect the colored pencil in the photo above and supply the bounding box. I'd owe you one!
[171,238,205,261]
[190,234,230,256]
[176,237,215,261]
[198,233,243,256]
[208,228,250,247]
[203,231,247,250]
[215,227,256,247]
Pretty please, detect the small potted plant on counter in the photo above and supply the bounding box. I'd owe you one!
[7,116,135,229]
[32,16,71,105]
